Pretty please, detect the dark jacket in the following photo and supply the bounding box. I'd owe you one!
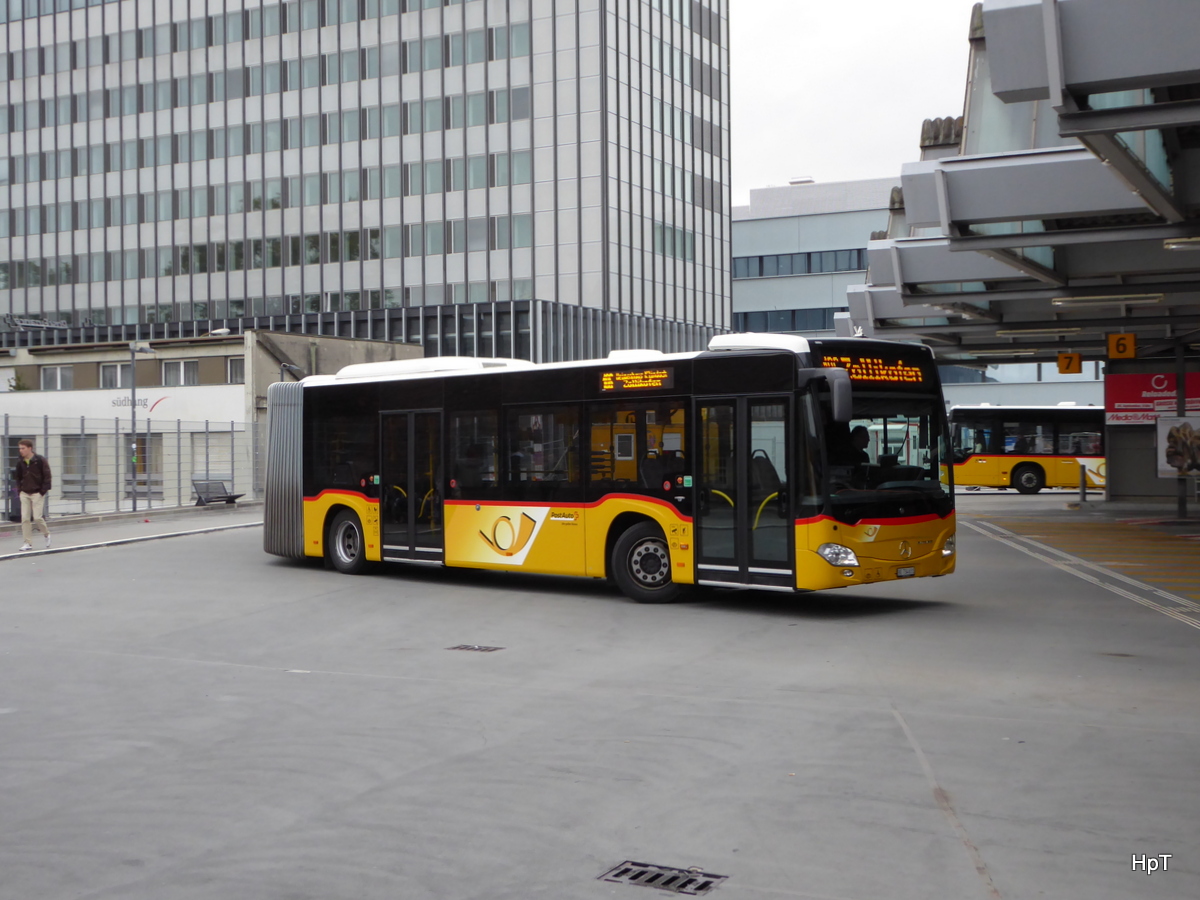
[14,454,52,495]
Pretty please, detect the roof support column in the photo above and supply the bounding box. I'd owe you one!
[1177,341,1190,519]
[1075,133,1186,223]
[1042,0,1184,223]
[976,248,1066,286]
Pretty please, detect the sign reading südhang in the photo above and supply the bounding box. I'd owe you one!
[1106,373,1200,424]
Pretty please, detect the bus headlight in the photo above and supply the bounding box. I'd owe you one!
[818,543,860,567]
[942,534,956,557]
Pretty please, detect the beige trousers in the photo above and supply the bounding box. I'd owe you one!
[20,491,49,544]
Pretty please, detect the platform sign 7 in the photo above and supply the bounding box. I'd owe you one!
[1057,352,1083,374]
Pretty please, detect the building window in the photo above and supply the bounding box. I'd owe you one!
[162,360,200,386]
[40,366,74,391]
[228,358,245,384]
[732,250,863,279]
[125,433,165,499]
[100,363,133,388]
[732,308,837,333]
[61,435,99,499]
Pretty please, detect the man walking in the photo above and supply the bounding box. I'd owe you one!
[13,439,51,551]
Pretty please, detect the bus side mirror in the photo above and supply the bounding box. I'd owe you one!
[797,368,853,423]
[825,369,852,423]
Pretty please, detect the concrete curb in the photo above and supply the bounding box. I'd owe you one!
[0,500,264,533]
[0,520,263,563]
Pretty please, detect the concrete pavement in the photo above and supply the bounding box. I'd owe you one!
[957,492,1200,621]
[0,493,1196,899]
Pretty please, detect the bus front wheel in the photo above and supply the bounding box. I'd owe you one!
[612,522,682,604]
[1012,464,1045,494]
[328,509,369,574]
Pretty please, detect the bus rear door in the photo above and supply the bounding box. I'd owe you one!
[380,410,443,562]
[695,397,794,590]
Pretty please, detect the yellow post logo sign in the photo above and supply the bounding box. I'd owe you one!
[1057,352,1083,374]
[446,503,585,574]
[1107,333,1137,359]
[480,512,538,556]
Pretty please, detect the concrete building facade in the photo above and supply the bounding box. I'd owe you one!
[0,0,730,361]
[731,178,891,337]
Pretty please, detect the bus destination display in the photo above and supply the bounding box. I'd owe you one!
[600,367,675,392]
[820,354,926,385]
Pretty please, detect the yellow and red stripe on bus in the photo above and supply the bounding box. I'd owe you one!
[953,455,1105,489]
[302,491,954,591]
[303,489,382,561]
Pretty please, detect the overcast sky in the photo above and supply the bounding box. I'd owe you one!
[730,0,983,205]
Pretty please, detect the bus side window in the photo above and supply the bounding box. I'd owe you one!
[640,404,687,491]
[588,405,626,489]
[505,406,582,502]
[796,393,822,517]
[953,417,994,460]
[449,411,498,499]
[1008,422,1053,454]
[307,398,377,495]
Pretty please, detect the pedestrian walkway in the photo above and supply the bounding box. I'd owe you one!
[0,504,263,562]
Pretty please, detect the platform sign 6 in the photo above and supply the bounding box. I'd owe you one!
[1057,352,1083,374]
[1108,333,1137,359]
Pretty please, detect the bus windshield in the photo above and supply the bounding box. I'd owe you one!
[821,391,952,525]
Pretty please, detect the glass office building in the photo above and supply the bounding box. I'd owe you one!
[0,0,728,361]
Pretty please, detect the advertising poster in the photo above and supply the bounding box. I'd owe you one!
[1156,417,1200,478]
[1106,372,1200,424]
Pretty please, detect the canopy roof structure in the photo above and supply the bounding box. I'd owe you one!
[845,0,1200,366]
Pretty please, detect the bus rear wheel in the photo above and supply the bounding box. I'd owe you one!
[612,522,682,604]
[1012,464,1045,494]
[328,509,369,574]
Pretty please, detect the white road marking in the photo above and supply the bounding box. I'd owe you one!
[962,520,1200,630]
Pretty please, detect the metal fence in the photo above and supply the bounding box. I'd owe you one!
[3,414,262,520]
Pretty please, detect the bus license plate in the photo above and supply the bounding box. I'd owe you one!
[896,566,915,578]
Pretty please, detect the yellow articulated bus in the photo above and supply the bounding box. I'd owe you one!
[263,334,956,602]
[950,404,1105,494]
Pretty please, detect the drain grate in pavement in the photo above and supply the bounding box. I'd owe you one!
[598,861,727,895]
[446,644,504,652]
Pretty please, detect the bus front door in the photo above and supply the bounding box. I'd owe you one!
[380,410,443,562]
[695,397,793,589]
[955,452,1003,488]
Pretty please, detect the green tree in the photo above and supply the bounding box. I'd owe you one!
[6,370,32,391]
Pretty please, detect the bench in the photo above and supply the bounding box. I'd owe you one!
[192,480,245,507]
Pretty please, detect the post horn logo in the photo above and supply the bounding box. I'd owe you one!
[898,541,913,559]
[480,512,538,557]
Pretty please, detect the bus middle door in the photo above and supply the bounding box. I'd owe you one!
[380,410,443,562]
[695,397,794,590]
[953,421,1002,489]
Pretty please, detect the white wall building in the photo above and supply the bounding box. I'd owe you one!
[1,329,421,514]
